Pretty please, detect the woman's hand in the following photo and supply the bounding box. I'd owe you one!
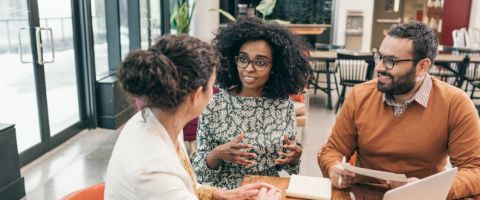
[275,134,302,165]
[216,183,281,200]
[256,186,281,200]
[206,131,257,169]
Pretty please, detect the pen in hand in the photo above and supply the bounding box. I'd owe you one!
[338,156,347,186]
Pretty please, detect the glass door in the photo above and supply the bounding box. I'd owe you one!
[38,0,81,136]
[0,0,42,152]
[0,0,85,165]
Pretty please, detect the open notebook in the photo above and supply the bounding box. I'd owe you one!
[286,175,332,200]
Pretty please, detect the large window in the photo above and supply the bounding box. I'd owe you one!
[169,0,179,34]
[140,0,163,48]
[150,0,162,43]
[91,0,108,79]
[119,0,129,58]
[140,0,149,48]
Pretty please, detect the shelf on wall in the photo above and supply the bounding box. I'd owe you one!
[287,24,331,35]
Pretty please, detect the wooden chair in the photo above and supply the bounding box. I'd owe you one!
[61,183,105,200]
[463,56,480,100]
[430,47,458,85]
[452,28,468,48]
[310,44,345,110]
[468,28,480,48]
[335,53,370,113]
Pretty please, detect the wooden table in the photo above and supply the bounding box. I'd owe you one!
[242,175,386,200]
[308,51,337,109]
[243,175,480,200]
[434,54,480,88]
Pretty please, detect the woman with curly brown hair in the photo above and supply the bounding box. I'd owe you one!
[104,34,280,200]
[192,17,312,189]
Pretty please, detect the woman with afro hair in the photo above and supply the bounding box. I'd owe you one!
[192,17,312,189]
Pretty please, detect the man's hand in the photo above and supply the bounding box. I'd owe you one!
[386,177,419,188]
[329,163,356,189]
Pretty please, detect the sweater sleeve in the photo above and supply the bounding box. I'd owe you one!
[279,100,300,174]
[317,86,359,177]
[196,184,217,200]
[446,91,480,199]
[191,106,222,185]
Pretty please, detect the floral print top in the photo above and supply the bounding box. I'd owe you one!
[192,90,299,189]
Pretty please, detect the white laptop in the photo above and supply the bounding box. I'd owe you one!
[383,167,457,200]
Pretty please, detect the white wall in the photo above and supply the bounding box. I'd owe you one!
[332,0,374,52]
[190,0,219,43]
[469,0,480,29]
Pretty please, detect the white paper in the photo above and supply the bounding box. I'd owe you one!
[286,175,331,200]
[339,163,408,182]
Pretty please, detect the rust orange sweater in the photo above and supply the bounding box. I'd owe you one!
[318,77,480,199]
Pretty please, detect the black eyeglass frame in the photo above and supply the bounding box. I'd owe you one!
[373,51,420,70]
[234,56,272,71]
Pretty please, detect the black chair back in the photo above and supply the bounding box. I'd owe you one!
[335,52,373,113]
[337,53,371,86]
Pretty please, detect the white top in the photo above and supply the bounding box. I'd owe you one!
[104,108,197,200]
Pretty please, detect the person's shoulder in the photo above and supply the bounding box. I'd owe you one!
[430,77,472,103]
[109,119,179,177]
[351,79,381,98]
[431,77,466,96]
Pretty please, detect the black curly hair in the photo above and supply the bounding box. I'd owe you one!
[117,34,220,110]
[213,17,312,99]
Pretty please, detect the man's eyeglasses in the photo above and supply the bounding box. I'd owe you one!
[235,56,271,71]
[373,51,417,70]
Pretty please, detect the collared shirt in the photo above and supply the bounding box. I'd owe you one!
[383,74,432,117]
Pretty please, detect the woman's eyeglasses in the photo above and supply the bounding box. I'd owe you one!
[235,56,271,71]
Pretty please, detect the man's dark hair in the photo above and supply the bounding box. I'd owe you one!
[388,21,438,64]
[213,17,312,99]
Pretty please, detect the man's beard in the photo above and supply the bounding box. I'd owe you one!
[377,66,416,95]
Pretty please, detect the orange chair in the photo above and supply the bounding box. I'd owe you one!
[62,183,105,200]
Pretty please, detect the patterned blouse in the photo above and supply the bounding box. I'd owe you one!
[192,90,299,189]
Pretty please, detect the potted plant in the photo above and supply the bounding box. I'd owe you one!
[170,0,195,34]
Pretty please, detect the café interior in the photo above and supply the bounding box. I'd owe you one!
[1,0,479,199]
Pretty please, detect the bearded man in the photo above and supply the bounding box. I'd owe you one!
[317,21,480,199]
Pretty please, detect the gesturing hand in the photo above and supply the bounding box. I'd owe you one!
[211,131,257,166]
[275,134,302,165]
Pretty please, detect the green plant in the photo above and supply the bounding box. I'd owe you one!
[209,0,289,24]
[255,0,276,20]
[170,0,195,34]
[209,8,236,22]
